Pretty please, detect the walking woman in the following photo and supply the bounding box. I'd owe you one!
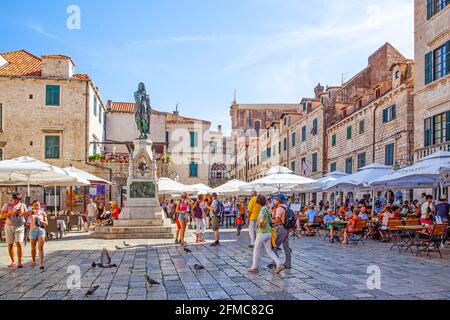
[176,193,190,246]
[193,195,206,243]
[26,201,48,270]
[248,196,285,274]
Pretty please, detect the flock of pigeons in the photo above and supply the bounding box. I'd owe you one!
[85,242,205,297]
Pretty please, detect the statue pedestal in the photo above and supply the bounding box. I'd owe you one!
[92,139,177,240]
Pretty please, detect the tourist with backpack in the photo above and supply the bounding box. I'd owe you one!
[248,195,285,274]
[270,194,295,270]
[206,192,223,247]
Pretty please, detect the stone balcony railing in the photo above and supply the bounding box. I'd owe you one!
[415,142,450,162]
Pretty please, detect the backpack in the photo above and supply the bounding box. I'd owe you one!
[194,202,203,219]
[7,204,26,228]
[283,206,296,230]
[214,200,224,218]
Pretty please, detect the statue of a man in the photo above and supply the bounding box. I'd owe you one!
[134,82,151,139]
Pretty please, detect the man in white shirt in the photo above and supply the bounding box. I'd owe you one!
[86,198,97,231]
[420,195,434,219]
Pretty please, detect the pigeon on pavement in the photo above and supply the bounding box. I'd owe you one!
[183,247,193,253]
[123,241,131,247]
[85,285,100,297]
[194,264,205,272]
[145,275,160,287]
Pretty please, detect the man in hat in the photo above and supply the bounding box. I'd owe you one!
[206,192,222,247]
[269,194,291,272]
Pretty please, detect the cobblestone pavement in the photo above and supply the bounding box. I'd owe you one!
[0,228,449,300]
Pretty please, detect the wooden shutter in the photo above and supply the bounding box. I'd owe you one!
[446,41,450,76]
[425,52,433,84]
[446,111,450,142]
[392,105,397,120]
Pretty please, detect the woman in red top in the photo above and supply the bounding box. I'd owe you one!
[110,202,120,220]
[342,210,361,245]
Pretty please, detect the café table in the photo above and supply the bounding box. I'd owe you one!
[390,225,425,253]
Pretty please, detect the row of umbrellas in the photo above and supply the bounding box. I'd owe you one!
[161,151,450,197]
[0,156,111,212]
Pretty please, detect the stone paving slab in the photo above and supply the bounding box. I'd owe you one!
[0,229,449,300]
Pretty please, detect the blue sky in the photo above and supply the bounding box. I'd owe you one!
[0,0,413,132]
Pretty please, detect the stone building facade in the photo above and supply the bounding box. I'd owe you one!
[413,0,449,161]
[0,50,109,210]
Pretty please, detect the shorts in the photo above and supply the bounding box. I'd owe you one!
[178,213,189,222]
[29,228,46,240]
[5,225,25,245]
[327,224,343,230]
[212,216,220,231]
[380,226,389,231]
[88,216,96,223]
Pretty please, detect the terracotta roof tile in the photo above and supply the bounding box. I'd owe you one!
[108,101,168,116]
[0,50,42,77]
[0,50,89,79]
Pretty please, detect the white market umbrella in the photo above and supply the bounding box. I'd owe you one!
[370,151,450,190]
[325,163,393,192]
[239,166,316,193]
[157,178,198,195]
[301,171,349,193]
[213,179,249,196]
[188,183,213,195]
[63,167,112,185]
[0,156,86,196]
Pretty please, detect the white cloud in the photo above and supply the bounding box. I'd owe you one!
[27,22,57,39]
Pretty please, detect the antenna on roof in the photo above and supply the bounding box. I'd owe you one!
[174,103,180,116]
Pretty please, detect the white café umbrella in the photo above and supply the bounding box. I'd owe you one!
[213,179,249,196]
[301,171,349,193]
[63,166,112,185]
[157,178,199,195]
[188,183,213,195]
[325,163,394,192]
[370,151,450,190]
[0,156,87,196]
[239,166,316,193]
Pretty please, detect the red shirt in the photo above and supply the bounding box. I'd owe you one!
[111,206,120,219]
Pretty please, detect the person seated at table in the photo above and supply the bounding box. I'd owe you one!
[392,206,401,219]
[345,207,353,219]
[323,209,342,243]
[304,205,317,234]
[379,206,394,242]
[95,202,106,223]
[358,206,369,220]
[420,213,434,228]
[342,210,362,245]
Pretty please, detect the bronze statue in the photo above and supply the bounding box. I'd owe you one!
[134,82,152,139]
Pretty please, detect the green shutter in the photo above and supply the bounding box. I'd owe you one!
[446,41,450,76]
[425,52,433,84]
[347,126,352,139]
[425,118,432,147]
[332,134,336,146]
[446,111,450,142]
[427,0,433,19]
[45,136,60,159]
[392,105,396,120]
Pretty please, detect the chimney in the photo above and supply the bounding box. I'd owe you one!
[314,83,325,99]
[173,103,180,116]
[41,54,75,79]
